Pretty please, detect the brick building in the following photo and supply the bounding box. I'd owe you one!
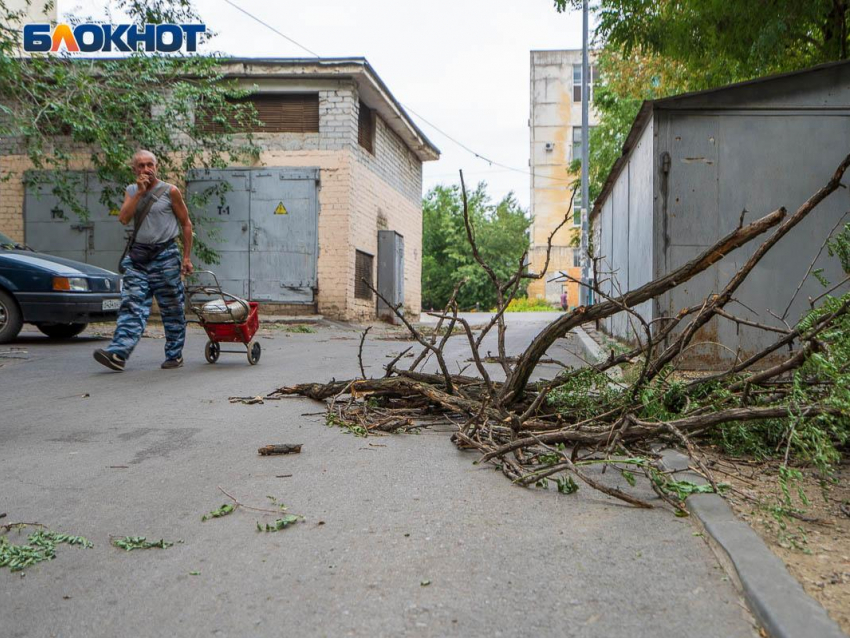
[528,50,597,307]
[0,58,439,321]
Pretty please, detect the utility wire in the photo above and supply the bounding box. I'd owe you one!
[402,103,575,184]
[221,0,574,185]
[221,0,320,58]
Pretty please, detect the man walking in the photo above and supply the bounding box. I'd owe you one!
[94,150,194,371]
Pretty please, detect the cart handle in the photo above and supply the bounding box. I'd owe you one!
[190,269,223,289]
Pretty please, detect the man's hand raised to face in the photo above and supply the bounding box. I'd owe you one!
[136,172,152,194]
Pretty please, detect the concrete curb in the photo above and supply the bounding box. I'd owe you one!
[660,449,846,638]
[572,324,623,381]
[573,325,604,362]
[566,323,843,636]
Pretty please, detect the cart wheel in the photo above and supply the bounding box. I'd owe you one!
[247,341,261,365]
[205,340,220,364]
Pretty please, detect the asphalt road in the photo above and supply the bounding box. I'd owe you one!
[1,315,757,637]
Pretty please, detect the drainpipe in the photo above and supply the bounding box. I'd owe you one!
[579,0,590,306]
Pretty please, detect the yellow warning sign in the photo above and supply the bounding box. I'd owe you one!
[109,209,120,216]
[274,202,288,215]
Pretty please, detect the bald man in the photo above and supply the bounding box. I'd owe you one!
[94,150,194,371]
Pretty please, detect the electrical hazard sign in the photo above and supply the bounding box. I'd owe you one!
[274,202,288,215]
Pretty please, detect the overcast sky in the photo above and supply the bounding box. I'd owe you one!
[60,0,588,209]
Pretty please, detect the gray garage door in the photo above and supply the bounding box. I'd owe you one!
[187,168,319,303]
[25,168,320,304]
[24,171,130,272]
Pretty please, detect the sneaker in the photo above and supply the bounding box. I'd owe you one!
[161,357,183,369]
[94,349,125,371]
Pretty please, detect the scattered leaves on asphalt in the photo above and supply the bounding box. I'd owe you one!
[111,537,173,551]
[0,525,92,572]
[201,504,235,522]
[256,515,302,532]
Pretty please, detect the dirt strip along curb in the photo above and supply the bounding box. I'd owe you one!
[661,449,847,638]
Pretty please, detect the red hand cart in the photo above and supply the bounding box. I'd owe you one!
[186,270,261,365]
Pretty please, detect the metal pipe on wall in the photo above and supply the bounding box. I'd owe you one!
[580,0,591,305]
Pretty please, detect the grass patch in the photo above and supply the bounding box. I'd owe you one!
[275,324,317,333]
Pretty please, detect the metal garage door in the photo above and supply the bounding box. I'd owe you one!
[24,171,130,271]
[187,168,319,303]
[25,168,319,302]
[24,171,90,263]
[185,170,252,299]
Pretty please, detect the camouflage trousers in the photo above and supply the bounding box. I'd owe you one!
[107,244,185,361]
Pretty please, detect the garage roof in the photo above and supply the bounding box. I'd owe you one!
[591,59,850,220]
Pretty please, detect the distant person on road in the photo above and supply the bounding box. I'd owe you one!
[93,150,194,372]
[560,290,568,312]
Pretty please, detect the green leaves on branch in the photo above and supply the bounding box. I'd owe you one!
[201,504,235,522]
[326,412,368,437]
[112,536,173,551]
[555,475,579,494]
[0,0,260,264]
[256,515,301,533]
[0,526,92,572]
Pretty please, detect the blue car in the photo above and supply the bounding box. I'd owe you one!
[0,230,122,343]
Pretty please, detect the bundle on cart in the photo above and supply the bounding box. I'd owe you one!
[187,271,261,365]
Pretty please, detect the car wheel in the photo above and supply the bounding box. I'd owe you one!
[0,290,23,344]
[36,322,88,339]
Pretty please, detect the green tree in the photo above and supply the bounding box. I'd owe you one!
[557,0,848,73]
[0,0,260,264]
[557,0,850,201]
[570,49,692,202]
[422,183,531,311]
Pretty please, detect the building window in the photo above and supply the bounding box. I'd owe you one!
[572,125,596,164]
[199,93,319,133]
[573,247,582,268]
[572,64,597,103]
[358,101,376,154]
[572,126,596,164]
[572,127,582,164]
[355,250,374,300]
[573,188,582,226]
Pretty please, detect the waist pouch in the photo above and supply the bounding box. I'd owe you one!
[129,240,174,266]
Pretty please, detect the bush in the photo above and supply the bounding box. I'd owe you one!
[500,297,557,313]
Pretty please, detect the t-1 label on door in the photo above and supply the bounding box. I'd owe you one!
[274,202,288,215]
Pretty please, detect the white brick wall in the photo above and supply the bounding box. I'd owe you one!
[348,159,422,320]
[351,102,423,204]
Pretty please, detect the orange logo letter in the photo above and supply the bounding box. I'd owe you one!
[50,24,80,52]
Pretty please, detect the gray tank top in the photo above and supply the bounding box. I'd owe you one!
[127,181,180,245]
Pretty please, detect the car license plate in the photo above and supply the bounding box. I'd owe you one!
[102,299,121,311]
